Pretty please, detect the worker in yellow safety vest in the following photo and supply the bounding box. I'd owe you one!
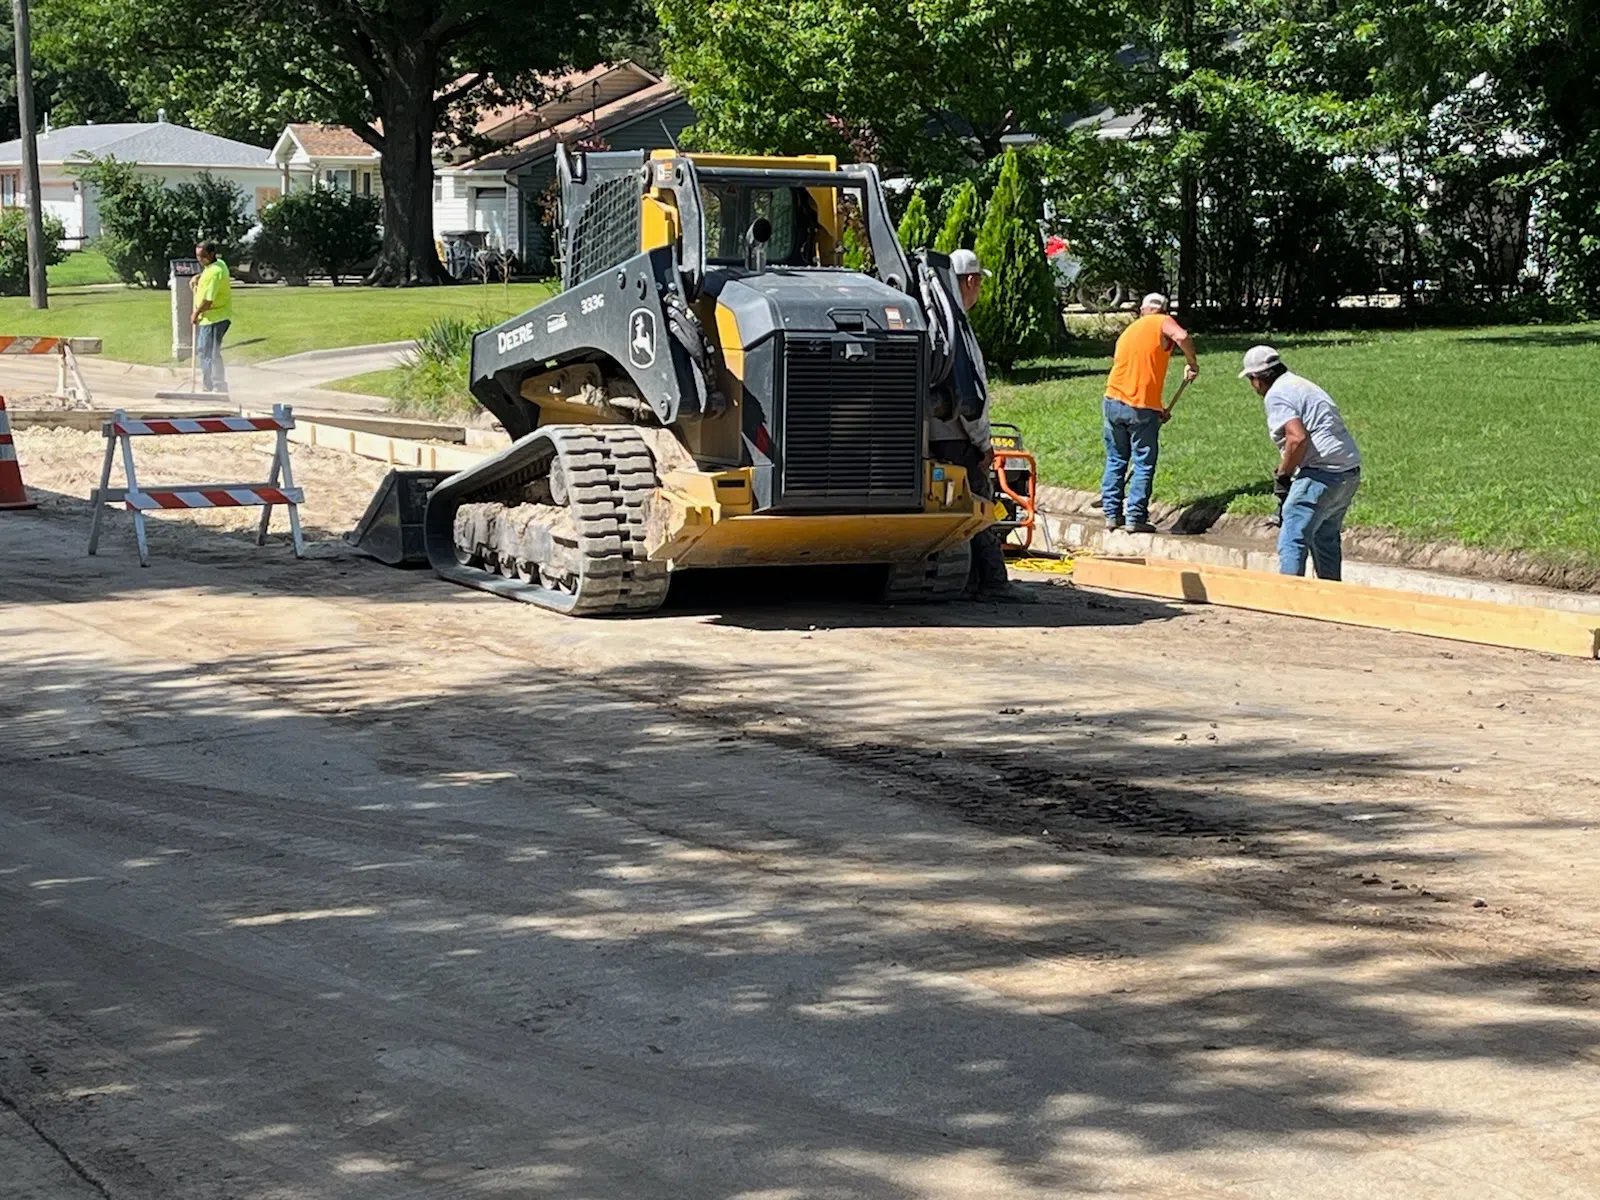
[191,240,233,394]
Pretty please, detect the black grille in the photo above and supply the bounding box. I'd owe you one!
[569,174,640,285]
[779,334,923,508]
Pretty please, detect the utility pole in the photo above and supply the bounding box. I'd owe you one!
[11,0,48,309]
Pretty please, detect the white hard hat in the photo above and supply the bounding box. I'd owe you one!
[949,249,991,278]
[1239,345,1283,378]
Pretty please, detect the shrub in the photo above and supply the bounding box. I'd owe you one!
[896,191,932,252]
[254,187,381,285]
[970,148,1061,370]
[390,314,480,418]
[71,156,250,287]
[934,180,982,255]
[413,314,475,364]
[0,208,66,296]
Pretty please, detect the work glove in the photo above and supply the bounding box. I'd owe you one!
[1268,473,1292,527]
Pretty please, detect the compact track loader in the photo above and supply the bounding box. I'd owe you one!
[356,148,995,615]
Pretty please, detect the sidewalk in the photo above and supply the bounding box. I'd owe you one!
[0,342,410,415]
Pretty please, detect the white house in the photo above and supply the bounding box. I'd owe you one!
[266,124,382,197]
[0,117,291,247]
[265,62,695,272]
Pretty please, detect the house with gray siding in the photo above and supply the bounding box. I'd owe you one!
[433,62,695,272]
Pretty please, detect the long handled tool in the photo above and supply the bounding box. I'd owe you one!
[154,331,230,402]
[1162,376,1191,420]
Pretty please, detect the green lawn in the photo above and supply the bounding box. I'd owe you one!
[324,319,1600,568]
[0,280,556,365]
[992,324,1600,568]
[46,248,119,287]
[324,365,411,400]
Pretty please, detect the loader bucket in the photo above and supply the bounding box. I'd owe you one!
[348,469,456,566]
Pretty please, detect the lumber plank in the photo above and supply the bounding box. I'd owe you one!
[1072,556,1600,659]
[287,419,487,475]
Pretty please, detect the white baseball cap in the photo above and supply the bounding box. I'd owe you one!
[1239,345,1283,378]
[1141,292,1168,312]
[949,249,991,278]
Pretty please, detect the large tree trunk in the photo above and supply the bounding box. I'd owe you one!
[368,41,450,286]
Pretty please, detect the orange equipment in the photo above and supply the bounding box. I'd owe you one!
[989,423,1038,551]
[0,396,38,511]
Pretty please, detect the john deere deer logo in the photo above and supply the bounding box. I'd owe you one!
[628,309,657,368]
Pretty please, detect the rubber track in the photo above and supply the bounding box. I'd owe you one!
[424,425,669,616]
[881,541,971,603]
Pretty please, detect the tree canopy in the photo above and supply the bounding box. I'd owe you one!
[657,0,1600,313]
[36,0,648,283]
[2,5,131,142]
[658,0,1120,176]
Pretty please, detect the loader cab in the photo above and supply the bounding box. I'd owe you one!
[671,153,905,287]
[700,183,824,268]
[554,146,910,292]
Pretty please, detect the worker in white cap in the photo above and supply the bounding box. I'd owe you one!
[1239,345,1362,580]
[1100,291,1198,533]
[928,248,1034,603]
[947,248,991,311]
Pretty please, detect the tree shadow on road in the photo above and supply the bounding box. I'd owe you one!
[0,616,1596,1195]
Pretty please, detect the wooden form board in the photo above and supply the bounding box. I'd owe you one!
[292,412,469,443]
[287,420,488,474]
[1072,556,1600,660]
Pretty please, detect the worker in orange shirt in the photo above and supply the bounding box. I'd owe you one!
[1100,292,1198,532]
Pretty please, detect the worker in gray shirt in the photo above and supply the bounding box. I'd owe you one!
[928,249,1033,603]
[1238,345,1362,579]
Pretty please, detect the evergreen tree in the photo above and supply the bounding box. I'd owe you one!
[934,180,982,254]
[970,149,1060,370]
[896,191,932,251]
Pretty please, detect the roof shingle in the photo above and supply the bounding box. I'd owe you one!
[286,123,378,159]
[0,121,273,167]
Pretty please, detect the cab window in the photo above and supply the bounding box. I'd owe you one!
[702,185,820,267]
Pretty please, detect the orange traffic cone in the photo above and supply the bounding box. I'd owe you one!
[0,395,39,510]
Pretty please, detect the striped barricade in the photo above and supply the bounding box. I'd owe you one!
[88,404,305,566]
[0,335,101,403]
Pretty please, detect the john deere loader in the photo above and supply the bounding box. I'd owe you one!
[354,147,993,615]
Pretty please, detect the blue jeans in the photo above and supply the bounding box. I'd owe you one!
[1279,468,1360,579]
[196,319,230,393]
[1100,398,1163,524]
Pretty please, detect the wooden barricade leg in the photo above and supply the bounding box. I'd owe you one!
[266,405,304,558]
[54,343,90,404]
[256,447,281,547]
[118,428,149,567]
[278,428,304,559]
[67,346,91,404]
[86,424,117,556]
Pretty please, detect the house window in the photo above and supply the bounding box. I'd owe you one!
[432,178,443,202]
[323,168,355,191]
[0,173,17,207]
[361,171,372,196]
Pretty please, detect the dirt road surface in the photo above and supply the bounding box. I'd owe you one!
[3,429,1598,1198]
